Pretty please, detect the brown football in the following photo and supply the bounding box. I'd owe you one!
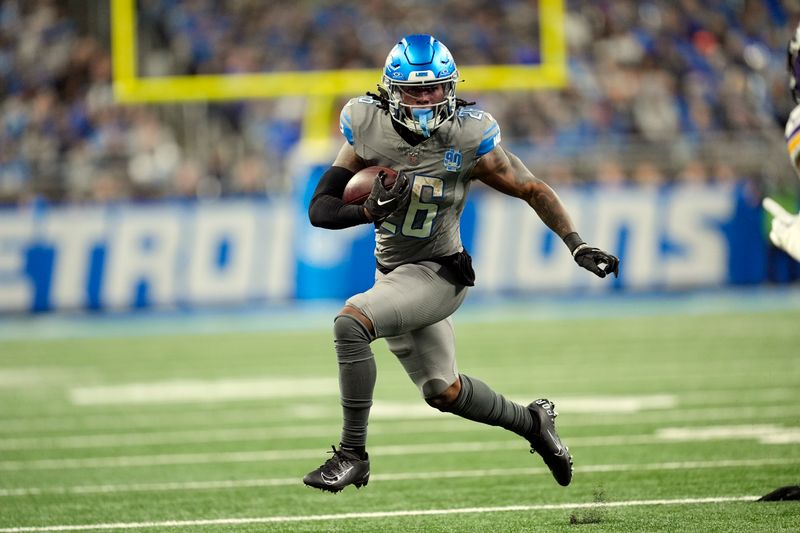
[342,166,398,205]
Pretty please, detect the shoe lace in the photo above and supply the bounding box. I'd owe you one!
[318,445,346,473]
[529,400,558,455]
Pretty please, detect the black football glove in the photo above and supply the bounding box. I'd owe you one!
[573,244,620,279]
[363,171,411,223]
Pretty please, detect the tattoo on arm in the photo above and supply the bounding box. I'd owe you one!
[504,149,576,238]
[528,184,575,237]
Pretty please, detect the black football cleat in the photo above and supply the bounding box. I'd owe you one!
[303,445,370,493]
[527,399,573,486]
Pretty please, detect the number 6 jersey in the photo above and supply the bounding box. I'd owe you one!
[340,95,501,269]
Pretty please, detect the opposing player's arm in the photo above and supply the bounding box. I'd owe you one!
[308,143,371,229]
[763,198,800,261]
[785,105,800,178]
[761,106,800,261]
[472,145,620,278]
[473,146,576,238]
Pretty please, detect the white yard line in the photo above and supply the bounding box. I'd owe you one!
[68,382,679,410]
[2,425,799,471]
[0,422,475,450]
[568,404,800,427]
[1,387,797,434]
[656,425,800,441]
[0,496,760,532]
[1,403,798,437]
[0,458,794,497]
[3,441,514,471]
[68,378,340,405]
[18,415,799,451]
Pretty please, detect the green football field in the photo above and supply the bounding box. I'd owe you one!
[1,295,799,532]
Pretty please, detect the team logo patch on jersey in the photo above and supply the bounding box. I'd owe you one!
[444,148,462,172]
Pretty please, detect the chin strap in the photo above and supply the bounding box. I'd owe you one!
[412,108,434,138]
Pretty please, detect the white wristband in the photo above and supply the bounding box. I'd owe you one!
[571,243,590,258]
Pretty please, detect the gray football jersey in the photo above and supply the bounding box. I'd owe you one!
[340,96,501,269]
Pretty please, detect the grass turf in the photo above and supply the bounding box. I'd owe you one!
[0,306,798,532]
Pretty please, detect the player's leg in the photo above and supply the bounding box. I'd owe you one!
[386,321,534,444]
[350,260,469,338]
[332,305,376,457]
[304,261,465,493]
[426,372,573,486]
[335,261,469,449]
[364,262,538,441]
[385,302,573,486]
[302,305,373,493]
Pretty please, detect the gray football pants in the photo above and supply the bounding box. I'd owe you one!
[347,260,468,397]
[338,260,534,450]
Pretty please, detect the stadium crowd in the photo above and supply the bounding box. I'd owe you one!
[0,0,799,203]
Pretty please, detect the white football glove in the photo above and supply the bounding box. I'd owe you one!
[763,197,800,261]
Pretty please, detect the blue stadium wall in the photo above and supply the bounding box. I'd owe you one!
[0,172,796,313]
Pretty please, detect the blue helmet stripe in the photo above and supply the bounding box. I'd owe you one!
[382,34,458,136]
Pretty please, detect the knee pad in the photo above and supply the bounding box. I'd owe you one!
[425,395,451,412]
[421,378,451,399]
[425,392,456,413]
[423,378,458,412]
[334,313,371,342]
[333,314,373,363]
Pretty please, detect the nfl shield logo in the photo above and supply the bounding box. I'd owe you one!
[444,148,462,172]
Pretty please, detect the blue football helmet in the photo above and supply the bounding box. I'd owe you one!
[382,34,459,137]
[789,22,800,103]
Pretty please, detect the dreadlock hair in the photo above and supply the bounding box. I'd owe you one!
[365,86,391,113]
[365,85,476,115]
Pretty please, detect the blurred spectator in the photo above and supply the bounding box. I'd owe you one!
[632,161,666,187]
[543,162,576,187]
[711,162,738,184]
[172,159,202,198]
[126,109,181,194]
[231,155,270,196]
[1,0,799,204]
[677,159,709,185]
[596,160,628,187]
[90,169,130,203]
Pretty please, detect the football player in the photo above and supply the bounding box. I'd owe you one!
[762,22,800,261]
[304,34,619,493]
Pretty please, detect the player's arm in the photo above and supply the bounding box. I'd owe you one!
[473,146,619,278]
[761,105,800,261]
[307,142,371,229]
[763,198,800,261]
[474,146,575,237]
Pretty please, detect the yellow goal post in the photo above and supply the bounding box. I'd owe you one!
[111,0,567,159]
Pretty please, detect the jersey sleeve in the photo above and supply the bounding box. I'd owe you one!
[475,112,501,157]
[339,100,355,145]
[785,104,800,177]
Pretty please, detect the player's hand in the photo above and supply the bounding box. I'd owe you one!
[364,171,411,223]
[763,197,800,261]
[573,245,620,278]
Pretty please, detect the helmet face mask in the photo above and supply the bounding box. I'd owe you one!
[789,23,800,104]
[382,34,459,137]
